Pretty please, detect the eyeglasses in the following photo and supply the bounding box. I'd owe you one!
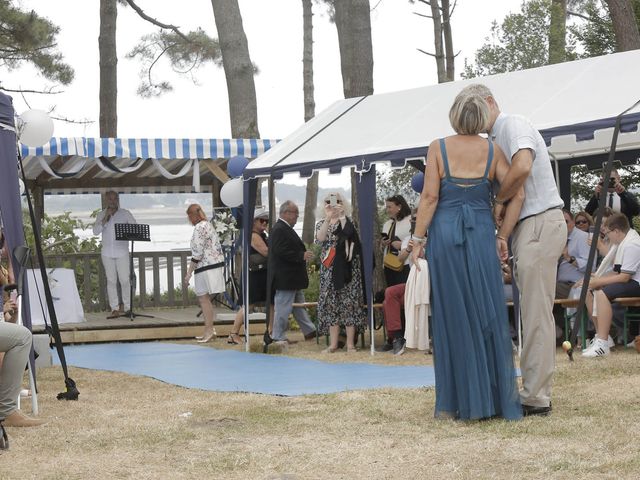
[257,218,268,224]
[325,200,343,205]
[575,219,588,225]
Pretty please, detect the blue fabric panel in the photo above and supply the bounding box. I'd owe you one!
[54,343,436,396]
[196,139,204,159]
[60,137,68,156]
[114,138,123,158]
[141,138,149,159]
[168,139,176,159]
[128,138,137,158]
[223,139,231,158]
[87,138,95,158]
[236,139,244,157]
[182,138,190,158]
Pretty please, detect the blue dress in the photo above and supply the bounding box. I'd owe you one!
[426,138,522,421]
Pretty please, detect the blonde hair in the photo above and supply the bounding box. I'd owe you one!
[316,192,352,219]
[186,203,208,222]
[449,90,490,135]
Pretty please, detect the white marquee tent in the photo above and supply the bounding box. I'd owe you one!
[240,50,640,353]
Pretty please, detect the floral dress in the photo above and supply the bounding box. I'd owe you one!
[315,219,367,335]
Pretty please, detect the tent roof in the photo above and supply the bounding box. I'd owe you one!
[20,137,278,194]
[245,50,640,178]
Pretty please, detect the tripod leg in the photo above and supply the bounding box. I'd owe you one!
[129,240,135,321]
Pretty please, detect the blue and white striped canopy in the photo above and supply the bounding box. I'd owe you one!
[20,137,276,161]
[20,137,278,194]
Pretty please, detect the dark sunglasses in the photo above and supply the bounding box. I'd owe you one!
[575,219,588,225]
[257,218,268,224]
[325,200,343,204]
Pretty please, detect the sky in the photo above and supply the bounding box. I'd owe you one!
[5,0,523,191]
[5,0,525,139]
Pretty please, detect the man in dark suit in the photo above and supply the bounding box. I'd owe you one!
[585,169,640,225]
[269,200,317,343]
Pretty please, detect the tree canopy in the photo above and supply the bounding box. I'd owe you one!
[0,0,74,89]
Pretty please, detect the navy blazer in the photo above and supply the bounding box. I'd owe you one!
[268,218,309,291]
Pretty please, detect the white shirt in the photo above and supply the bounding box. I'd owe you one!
[557,227,591,283]
[490,112,563,220]
[93,208,136,258]
[382,216,411,255]
[619,242,640,283]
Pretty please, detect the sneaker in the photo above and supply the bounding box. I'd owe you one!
[607,335,615,348]
[581,337,610,358]
[376,342,394,353]
[392,337,406,356]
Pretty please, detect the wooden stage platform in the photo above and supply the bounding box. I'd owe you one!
[30,306,266,344]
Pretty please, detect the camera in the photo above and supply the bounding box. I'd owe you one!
[599,177,616,188]
[328,193,338,206]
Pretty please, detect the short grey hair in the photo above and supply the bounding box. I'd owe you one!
[449,90,490,135]
[279,200,297,215]
[460,83,494,100]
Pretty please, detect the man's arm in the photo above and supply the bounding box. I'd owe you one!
[494,148,533,204]
[92,210,106,235]
[621,191,640,217]
[584,196,599,216]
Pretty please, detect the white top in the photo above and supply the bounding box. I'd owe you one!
[490,112,563,220]
[619,242,640,283]
[92,208,136,258]
[382,215,411,255]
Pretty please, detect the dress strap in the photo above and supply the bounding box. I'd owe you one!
[482,139,494,179]
[439,138,451,180]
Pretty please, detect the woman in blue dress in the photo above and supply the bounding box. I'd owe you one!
[411,90,524,421]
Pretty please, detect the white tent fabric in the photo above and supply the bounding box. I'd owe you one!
[245,50,640,178]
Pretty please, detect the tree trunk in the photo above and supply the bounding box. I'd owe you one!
[301,0,319,244]
[333,0,373,246]
[99,0,118,137]
[548,0,567,64]
[429,0,446,83]
[333,0,374,99]
[210,0,260,138]
[606,0,640,51]
[441,0,455,82]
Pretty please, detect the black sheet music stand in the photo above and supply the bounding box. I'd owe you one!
[115,223,153,320]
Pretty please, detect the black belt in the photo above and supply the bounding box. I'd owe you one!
[516,205,563,226]
[194,262,224,274]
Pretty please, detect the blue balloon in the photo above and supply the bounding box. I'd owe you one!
[227,156,249,177]
[411,172,424,193]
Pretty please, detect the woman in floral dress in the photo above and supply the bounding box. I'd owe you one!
[315,192,367,352]
[184,204,225,343]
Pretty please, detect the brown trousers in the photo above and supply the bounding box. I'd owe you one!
[512,208,566,408]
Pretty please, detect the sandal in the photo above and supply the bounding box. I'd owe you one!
[322,347,339,353]
[227,334,242,345]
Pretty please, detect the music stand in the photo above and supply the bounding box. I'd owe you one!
[115,223,153,320]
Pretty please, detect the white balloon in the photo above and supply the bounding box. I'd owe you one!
[18,109,54,148]
[220,178,244,207]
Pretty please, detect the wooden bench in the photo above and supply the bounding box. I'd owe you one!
[611,297,640,347]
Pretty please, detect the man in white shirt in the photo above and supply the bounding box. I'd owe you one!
[461,84,567,417]
[92,191,136,318]
[580,213,640,358]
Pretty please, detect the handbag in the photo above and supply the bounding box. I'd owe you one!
[321,246,336,268]
[383,251,404,272]
[249,252,267,271]
[383,220,404,272]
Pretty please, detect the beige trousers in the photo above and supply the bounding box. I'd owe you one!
[512,208,566,408]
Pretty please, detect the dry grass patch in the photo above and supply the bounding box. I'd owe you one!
[1,339,638,479]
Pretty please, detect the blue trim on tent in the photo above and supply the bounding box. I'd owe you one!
[540,112,640,146]
[244,146,427,179]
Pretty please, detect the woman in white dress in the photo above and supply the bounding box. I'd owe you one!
[184,204,225,343]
